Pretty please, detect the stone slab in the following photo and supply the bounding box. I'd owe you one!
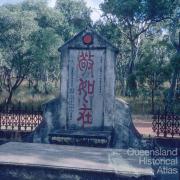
[48,130,112,147]
[59,29,116,130]
[67,49,105,128]
[0,142,154,178]
[49,129,112,137]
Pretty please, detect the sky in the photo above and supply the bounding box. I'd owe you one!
[85,0,103,22]
[0,0,103,22]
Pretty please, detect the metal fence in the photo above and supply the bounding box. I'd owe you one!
[0,103,43,132]
[152,110,180,138]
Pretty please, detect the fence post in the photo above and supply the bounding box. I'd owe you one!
[18,101,21,131]
[38,106,42,125]
[5,105,8,130]
[0,105,1,131]
[31,105,34,131]
[24,105,27,131]
[164,108,167,137]
[171,111,175,138]
[12,105,14,131]
[157,109,160,137]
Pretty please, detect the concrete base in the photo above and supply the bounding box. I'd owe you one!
[0,142,154,180]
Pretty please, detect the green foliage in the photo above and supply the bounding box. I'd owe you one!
[0,5,39,84]
[0,0,179,114]
[0,0,91,104]
[56,0,92,40]
[137,39,172,87]
[21,0,67,38]
[101,0,177,22]
[30,27,61,81]
[127,73,138,97]
[95,21,122,46]
[100,0,178,96]
[171,52,180,70]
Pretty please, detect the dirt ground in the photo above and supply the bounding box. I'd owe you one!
[132,114,156,137]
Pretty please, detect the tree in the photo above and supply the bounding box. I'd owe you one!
[100,0,177,95]
[165,5,180,112]
[94,21,128,95]
[0,5,39,105]
[166,34,180,112]
[21,0,67,39]
[136,38,172,113]
[29,27,61,94]
[0,1,62,104]
[0,0,92,105]
[55,0,92,41]
[20,0,92,92]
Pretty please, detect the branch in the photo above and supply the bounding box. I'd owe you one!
[169,18,180,51]
[133,21,152,40]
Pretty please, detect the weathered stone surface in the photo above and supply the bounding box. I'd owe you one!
[59,29,117,130]
[34,98,61,143]
[38,28,141,148]
[0,142,154,180]
[113,98,141,148]
[67,49,105,128]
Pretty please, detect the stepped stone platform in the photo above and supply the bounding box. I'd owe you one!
[0,142,154,180]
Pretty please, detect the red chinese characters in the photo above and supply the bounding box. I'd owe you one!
[77,51,95,127]
[78,79,95,103]
[77,104,92,128]
[78,51,94,77]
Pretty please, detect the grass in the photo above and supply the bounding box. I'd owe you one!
[120,96,153,114]
[0,82,179,117]
[0,81,60,109]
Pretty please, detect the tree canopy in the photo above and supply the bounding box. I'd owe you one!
[100,0,179,95]
[0,0,91,105]
[0,0,179,113]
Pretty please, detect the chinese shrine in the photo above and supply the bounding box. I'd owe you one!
[59,29,118,130]
[36,28,141,148]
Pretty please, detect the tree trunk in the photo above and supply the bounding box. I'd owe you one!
[151,88,155,114]
[167,30,180,112]
[166,69,178,112]
[6,89,14,106]
[125,40,137,96]
[5,77,25,107]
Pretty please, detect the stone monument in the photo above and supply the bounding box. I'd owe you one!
[0,28,154,180]
[34,28,141,148]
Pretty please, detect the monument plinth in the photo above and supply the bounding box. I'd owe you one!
[36,28,141,148]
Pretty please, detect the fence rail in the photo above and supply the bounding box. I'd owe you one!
[152,111,180,138]
[0,103,43,132]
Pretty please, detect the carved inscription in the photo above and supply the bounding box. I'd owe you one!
[68,50,105,128]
